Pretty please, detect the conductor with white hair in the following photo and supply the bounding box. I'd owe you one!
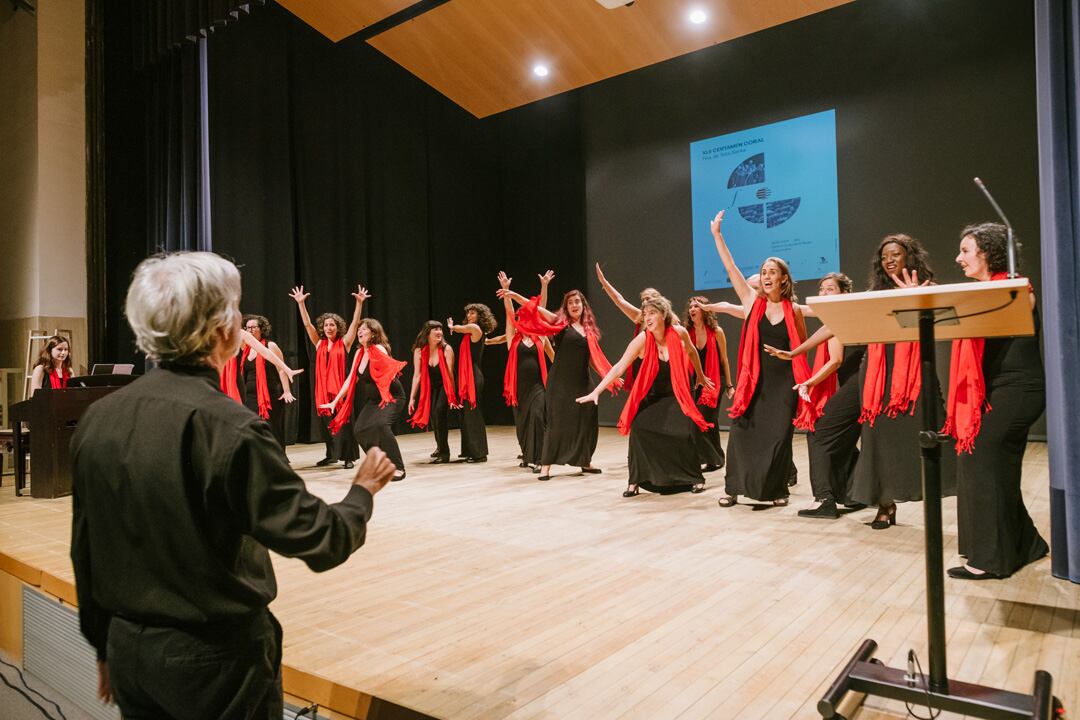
[70,251,395,718]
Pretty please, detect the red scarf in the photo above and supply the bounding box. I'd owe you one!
[729,297,812,424]
[409,344,459,429]
[329,347,407,435]
[940,272,1015,453]
[618,327,711,435]
[624,323,641,390]
[859,342,921,426]
[797,344,838,432]
[503,334,548,406]
[219,355,242,402]
[314,338,346,416]
[514,295,621,394]
[248,342,272,420]
[47,367,71,389]
[694,326,722,408]
[458,335,479,409]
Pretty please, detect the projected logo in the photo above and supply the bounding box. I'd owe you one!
[728,153,801,229]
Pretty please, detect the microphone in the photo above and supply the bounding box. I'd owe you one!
[973,177,1018,278]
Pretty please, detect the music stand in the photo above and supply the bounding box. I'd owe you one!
[807,279,1061,719]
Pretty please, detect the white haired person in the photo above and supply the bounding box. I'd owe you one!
[71,252,395,717]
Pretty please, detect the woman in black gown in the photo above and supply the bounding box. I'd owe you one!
[448,303,497,462]
[579,294,712,496]
[708,210,811,508]
[240,315,296,449]
[408,321,457,463]
[945,223,1047,579]
[848,235,956,528]
[497,271,554,472]
[685,297,733,472]
[322,318,407,481]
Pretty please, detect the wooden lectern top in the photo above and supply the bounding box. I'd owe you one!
[806,278,1034,345]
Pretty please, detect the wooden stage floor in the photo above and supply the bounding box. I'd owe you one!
[1,427,1077,719]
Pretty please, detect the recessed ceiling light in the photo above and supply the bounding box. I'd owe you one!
[533,64,550,77]
[688,8,707,24]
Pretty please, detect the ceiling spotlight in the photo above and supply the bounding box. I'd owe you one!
[533,64,550,77]
[688,8,707,24]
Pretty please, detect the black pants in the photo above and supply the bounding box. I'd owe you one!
[317,411,359,462]
[430,387,451,460]
[106,611,283,720]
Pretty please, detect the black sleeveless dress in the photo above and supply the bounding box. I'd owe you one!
[956,311,1047,575]
[243,355,286,448]
[541,327,598,467]
[806,345,865,503]
[354,364,406,472]
[692,336,725,470]
[629,358,705,492]
[459,335,488,460]
[724,314,797,501]
[513,339,546,467]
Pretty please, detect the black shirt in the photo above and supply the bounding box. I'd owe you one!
[70,364,373,660]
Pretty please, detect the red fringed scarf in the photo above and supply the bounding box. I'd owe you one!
[329,347,407,435]
[314,338,346,417]
[729,298,813,424]
[618,327,711,435]
[458,335,479,409]
[940,272,1015,453]
[46,368,71,389]
[624,323,641,390]
[514,295,621,394]
[859,342,921,426]
[798,344,839,432]
[409,344,458,429]
[695,327,722,408]
[503,334,548,406]
[249,342,272,420]
[219,355,242,402]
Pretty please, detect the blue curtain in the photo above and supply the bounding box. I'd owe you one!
[1036,0,1080,583]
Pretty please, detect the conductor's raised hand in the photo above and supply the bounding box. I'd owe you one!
[352,447,396,496]
[710,209,726,237]
[764,344,793,361]
[289,286,309,304]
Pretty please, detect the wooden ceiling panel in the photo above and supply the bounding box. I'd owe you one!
[275,0,417,42]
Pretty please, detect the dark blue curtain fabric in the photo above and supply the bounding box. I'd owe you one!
[1035,0,1080,583]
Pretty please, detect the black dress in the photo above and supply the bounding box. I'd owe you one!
[849,345,956,506]
[513,339,546,467]
[693,337,725,470]
[541,327,598,467]
[956,317,1047,576]
[459,336,488,460]
[428,359,451,461]
[806,345,865,503]
[243,354,286,449]
[724,314,797,501]
[629,359,705,492]
[354,364,406,472]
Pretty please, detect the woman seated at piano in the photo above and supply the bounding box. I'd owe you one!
[29,335,73,397]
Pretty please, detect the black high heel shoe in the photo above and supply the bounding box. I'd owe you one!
[391,471,406,482]
[870,504,897,530]
[622,485,639,497]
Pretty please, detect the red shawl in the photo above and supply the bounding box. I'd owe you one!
[859,342,921,426]
[329,347,407,435]
[940,272,1015,453]
[458,335,479,409]
[729,297,813,425]
[314,338,347,417]
[503,333,548,406]
[618,327,711,435]
[798,343,839,432]
[219,355,242,402]
[695,327,722,408]
[45,367,71,390]
[515,295,621,394]
[409,344,459,429]
[247,342,272,419]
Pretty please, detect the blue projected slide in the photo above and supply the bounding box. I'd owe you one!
[690,110,839,290]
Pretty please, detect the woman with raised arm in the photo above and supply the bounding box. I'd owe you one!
[847,235,956,529]
[944,224,1046,579]
[289,284,365,468]
[408,321,458,463]
[498,271,554,473]
[499,282,620,482]
[685,297,734,472]
[241,315,298,449]
[579,294,713,496]
[709,210,813,508]
[29,335,73,396]
[595,263,663,390]
[320,319,408,481]
[447,302,498,463]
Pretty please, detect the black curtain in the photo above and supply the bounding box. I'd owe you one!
[1036,0,1080,583]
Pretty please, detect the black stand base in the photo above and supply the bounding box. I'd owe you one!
[819,639,1063,720]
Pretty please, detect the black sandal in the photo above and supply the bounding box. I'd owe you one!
[718,495,737,507]
[691,483,706,494]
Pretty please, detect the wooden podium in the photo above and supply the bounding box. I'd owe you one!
[8,385,122,498]
[807,278,1060,719]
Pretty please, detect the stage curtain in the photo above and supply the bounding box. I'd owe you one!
[132,0,264,68]
[1035,0,1080,583]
